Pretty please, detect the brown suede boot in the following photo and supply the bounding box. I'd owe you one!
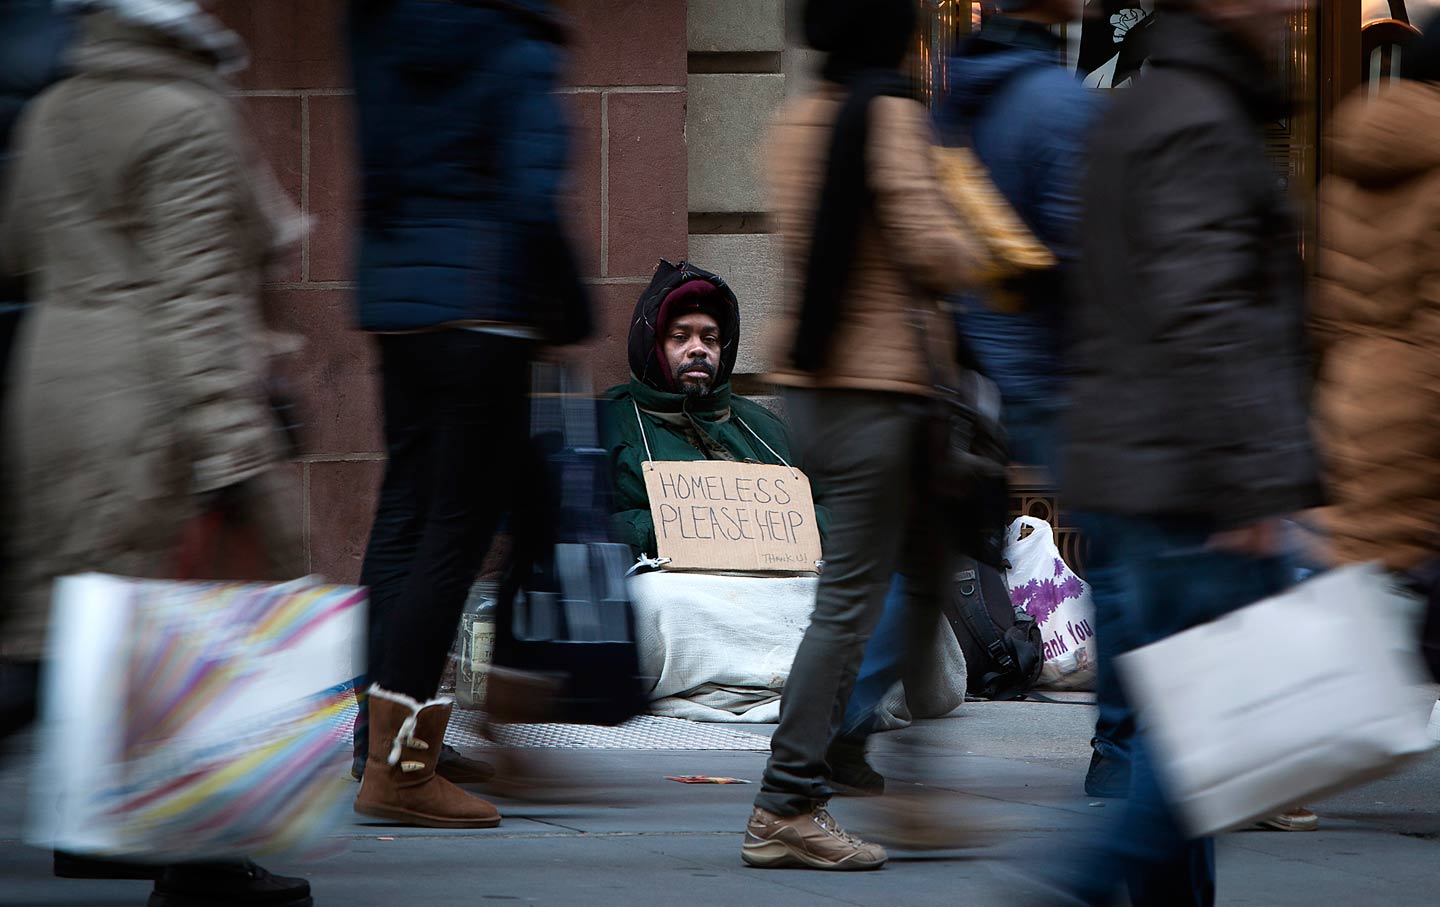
[354,685,502,829]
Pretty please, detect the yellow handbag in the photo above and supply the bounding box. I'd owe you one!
[933,145,1056,313]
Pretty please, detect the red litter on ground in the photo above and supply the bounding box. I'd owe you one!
[665,776,751,785]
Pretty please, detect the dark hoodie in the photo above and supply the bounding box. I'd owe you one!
[599,261,828,556]
[937,16,1102,409]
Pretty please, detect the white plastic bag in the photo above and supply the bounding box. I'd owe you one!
[1118,564,1435,837]
[1004,516,1096,691]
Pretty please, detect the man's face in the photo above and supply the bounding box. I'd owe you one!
[664,312,722,397]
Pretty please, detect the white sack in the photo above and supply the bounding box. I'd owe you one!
[628,571,966,725]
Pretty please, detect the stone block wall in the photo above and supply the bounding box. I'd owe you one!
[211,0,690,583]
[685,0,792,391]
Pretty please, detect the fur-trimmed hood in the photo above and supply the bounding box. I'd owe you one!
[54,0,246,72]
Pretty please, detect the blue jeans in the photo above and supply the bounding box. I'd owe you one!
[1087,518,1321,767]
[1054,512,1291,907]
[840,577,909,738]
[1081,513,1138,765]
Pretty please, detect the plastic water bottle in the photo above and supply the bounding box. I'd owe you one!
[456,583,498,710]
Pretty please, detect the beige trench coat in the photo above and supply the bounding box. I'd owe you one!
[0,15,303,658]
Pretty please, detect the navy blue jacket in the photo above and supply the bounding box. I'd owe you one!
[1,0,72,314]
[348,0,575,333]
[937,18,1102,407]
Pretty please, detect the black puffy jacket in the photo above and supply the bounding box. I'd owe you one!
[1061,12,1321,526]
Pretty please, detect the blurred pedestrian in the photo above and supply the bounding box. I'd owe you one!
[740,0,990,871]
[0,1,310,904]
[1053,0,1323,902]
[1314,14,1440,584]
[934,1,1125,800]
[1313,12,1440,691]
[348,0,589,828]
[936,0,1100,477]
[0,0,73,747]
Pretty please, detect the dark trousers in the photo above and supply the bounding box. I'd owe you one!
[357,331,531,710]
[755,388,946,816]
[1057,512,1290,907]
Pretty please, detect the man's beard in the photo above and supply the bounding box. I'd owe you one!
[676,360,716,397]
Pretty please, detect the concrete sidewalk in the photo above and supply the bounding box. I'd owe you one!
[3,698,1438,906]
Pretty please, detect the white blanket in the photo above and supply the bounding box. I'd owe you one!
[629,572,967,724]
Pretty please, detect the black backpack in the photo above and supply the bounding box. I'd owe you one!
[942,555,1043,701]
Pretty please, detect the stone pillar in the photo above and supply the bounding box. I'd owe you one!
[214,0,689,583]
[685,0,788,393]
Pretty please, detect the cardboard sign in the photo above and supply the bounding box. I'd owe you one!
[642,461,822,574]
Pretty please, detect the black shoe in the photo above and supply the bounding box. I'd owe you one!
[1083,749,1130,799]
[436,743,496,784]
[827,737,885,798]
[352,743,494,784]
[148,860,311,907]
[54,849,164,880]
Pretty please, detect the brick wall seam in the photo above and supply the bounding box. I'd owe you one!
[235,89,355,98]
[300,95,311,283]
[301,462,312,574]
[556,86,686,94]
[265,281,356,291]
[599,93,610,277]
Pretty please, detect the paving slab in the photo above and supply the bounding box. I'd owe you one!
[2,700,1438,906]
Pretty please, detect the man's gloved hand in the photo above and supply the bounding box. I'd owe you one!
[1208,519,1289,559]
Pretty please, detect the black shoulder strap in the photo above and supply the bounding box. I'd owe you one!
[942,557,1017,673]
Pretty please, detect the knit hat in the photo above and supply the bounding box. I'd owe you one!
[803,0,917,69]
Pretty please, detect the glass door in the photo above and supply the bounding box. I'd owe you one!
[917,2,1322,241]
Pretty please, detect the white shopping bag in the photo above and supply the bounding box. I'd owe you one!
[1004,516,1096,691]
[1117,563,1434,837]
[30,573,367,862]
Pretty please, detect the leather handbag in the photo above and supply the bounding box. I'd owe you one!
[933,145,1056,313]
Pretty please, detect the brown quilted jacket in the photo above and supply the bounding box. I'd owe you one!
[1314,81,1440,571]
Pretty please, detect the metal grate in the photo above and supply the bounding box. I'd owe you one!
[338,697,771,752]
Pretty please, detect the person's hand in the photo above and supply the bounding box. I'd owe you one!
[1208,519,1288,558]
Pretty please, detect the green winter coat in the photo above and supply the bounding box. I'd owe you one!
[599,377,831,557]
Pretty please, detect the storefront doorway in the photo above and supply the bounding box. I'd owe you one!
[913,2,1435,245]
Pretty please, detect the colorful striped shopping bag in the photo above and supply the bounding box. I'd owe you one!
[29,574,366,862]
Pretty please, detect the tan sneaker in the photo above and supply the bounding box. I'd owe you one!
[741,807,888,871]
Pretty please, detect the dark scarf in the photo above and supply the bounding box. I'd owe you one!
[628,377,736,461]
[791,0,917,372]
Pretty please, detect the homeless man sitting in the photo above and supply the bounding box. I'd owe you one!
[600,259,830,561]
[597,261,966,777]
